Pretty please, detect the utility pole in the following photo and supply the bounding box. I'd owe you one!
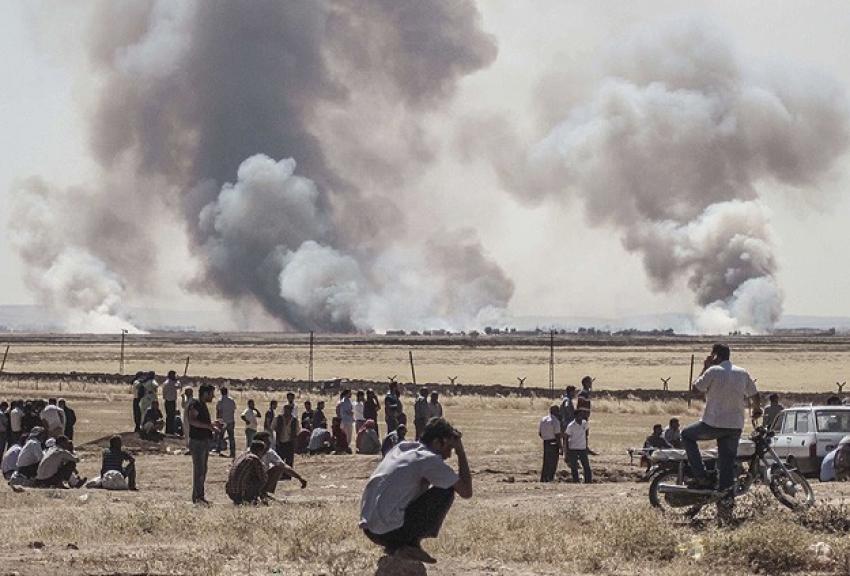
[119,329,128,375]
[183,355,191,377]
[308,331,314,384]
[548,330,555,400]
[409,350,417,385]
[0,344,9,375]
[687,354,695,408]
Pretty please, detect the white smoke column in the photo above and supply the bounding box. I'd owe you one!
[528,17,850,333]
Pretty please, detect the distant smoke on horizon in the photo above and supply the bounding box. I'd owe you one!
[463,17,850,334]
[10,0,513,333]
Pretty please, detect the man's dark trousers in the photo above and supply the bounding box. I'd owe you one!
[541,440,559,482]
[364,487,455,551]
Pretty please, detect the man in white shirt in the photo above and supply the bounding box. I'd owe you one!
[565,412,591,483]
[241,399,261,448]
[216,387,238,458]
[253,431,307,495]
[360,418,472,564]
[538,405,562,482]
[2,436,23,480]
[336,390,355,448]
[9,400,24,445]
[683,344,761,494]
[16,427,47,480]
[354,391,366,432]
[36,435,85,488]
[40,398,66,438]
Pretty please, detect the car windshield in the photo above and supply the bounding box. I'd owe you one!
[815,410,850,433]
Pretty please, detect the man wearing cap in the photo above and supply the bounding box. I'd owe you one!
[360,418,472,564]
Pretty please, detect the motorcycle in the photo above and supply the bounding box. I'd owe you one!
[648,418,815,518]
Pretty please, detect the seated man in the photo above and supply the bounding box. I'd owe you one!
[381,424,407,457]
[36,436,85,488]
[2,434,24,481]
[14,427,47,483]
[644,424,673,450]
[254,431,307,496]
[356,420,381,455]
[101,435,137,490]
[360,418,472,564]
[663,418,682,449]
[141,400,165,441]
[308,426,332,455]
[225,441,269,505]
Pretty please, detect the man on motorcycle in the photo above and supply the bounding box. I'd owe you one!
[682,344,762,496]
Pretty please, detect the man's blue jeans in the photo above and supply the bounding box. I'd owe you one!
[681,421,741,491]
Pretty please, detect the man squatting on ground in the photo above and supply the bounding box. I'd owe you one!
[682,343,761,509]
[359,417,472,564]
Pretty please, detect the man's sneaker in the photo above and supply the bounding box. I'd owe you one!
[395,545,437,564]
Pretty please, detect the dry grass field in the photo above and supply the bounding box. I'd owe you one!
[4,374,850,576]
[3,333,850,392]
[4,335,850,575]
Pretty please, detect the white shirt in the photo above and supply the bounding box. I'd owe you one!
[822,448,838,482]
[337,398,354,425]
[242,408,259,431]
[40,405,66,430]
[162,378,180,402]
[10,408,23,432]
[565,420,589,450]
[360,441,459,535]
[17,438,44,469]
[538,414,561,441]
[261,448,285,470]
[37,447,78,480]
[2,445,21,476]
[353,401,365,421]
[693,361,758,429]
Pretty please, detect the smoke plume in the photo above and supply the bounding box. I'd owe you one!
[11,0,511,332]
[478,17,850,333]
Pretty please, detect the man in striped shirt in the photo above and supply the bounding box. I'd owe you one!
[225,441,268,504]
[101,435,137,490]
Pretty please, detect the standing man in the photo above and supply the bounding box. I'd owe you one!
[682,344,760,511]
[763,394,784,429]
[132,372,145,433]
[187,384,220,504]
[312,401,328,430]
[336,390,355,449]
[360,418,472,564]
[560,386,576,428]
[301,400,315,431]
[285,392,298,421]
[384,382,402,433]
[364,390,381,437]
[264,400,278,438]
[182,388,194,444]
[274,404,298,468]
[428,392,443,420]
[40,398,66,439]
[565,411,592,484]
[58,399,76,441]
[0,401,8,454]
[9,400,24,452]
[413,388,430,441]
[216,387,237,458]
[241,399,261,448]
[353,391,366,433]
[162,370,180,435]
[538,405,562,482]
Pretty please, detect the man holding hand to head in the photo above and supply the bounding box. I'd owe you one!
[360,417,472,565]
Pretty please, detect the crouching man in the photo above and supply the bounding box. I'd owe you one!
[36,436,85,488]
[101,435,137,490]
[359,417,472,564]
[253,431,307,496]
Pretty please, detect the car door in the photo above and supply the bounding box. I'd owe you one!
[770,412,788,458]
[790,410,814,474]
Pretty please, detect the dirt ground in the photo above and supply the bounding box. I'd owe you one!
[3,333,850,392]
[5,378,850,576]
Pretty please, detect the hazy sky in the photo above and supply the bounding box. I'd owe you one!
[2,1,850,324]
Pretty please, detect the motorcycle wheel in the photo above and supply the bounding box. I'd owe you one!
[769,468,815,510]
[648,470,704,518]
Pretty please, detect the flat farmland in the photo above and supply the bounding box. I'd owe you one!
[2,334,850,392]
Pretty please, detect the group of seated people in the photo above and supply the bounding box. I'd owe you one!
[2,427,85,488]
[643,418,683,450]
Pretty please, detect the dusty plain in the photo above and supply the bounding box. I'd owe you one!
[3,334,850,575]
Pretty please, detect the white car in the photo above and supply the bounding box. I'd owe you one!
[768,405,850,476]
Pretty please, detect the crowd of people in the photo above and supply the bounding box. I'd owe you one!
[538,376,594,483]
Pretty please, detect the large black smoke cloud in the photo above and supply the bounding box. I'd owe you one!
[11,0,512,332]
[465,17,850,333]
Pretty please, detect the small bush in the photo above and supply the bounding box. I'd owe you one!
[703,517,814,574]
[796,502,850,534]
[593,507,679,561]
